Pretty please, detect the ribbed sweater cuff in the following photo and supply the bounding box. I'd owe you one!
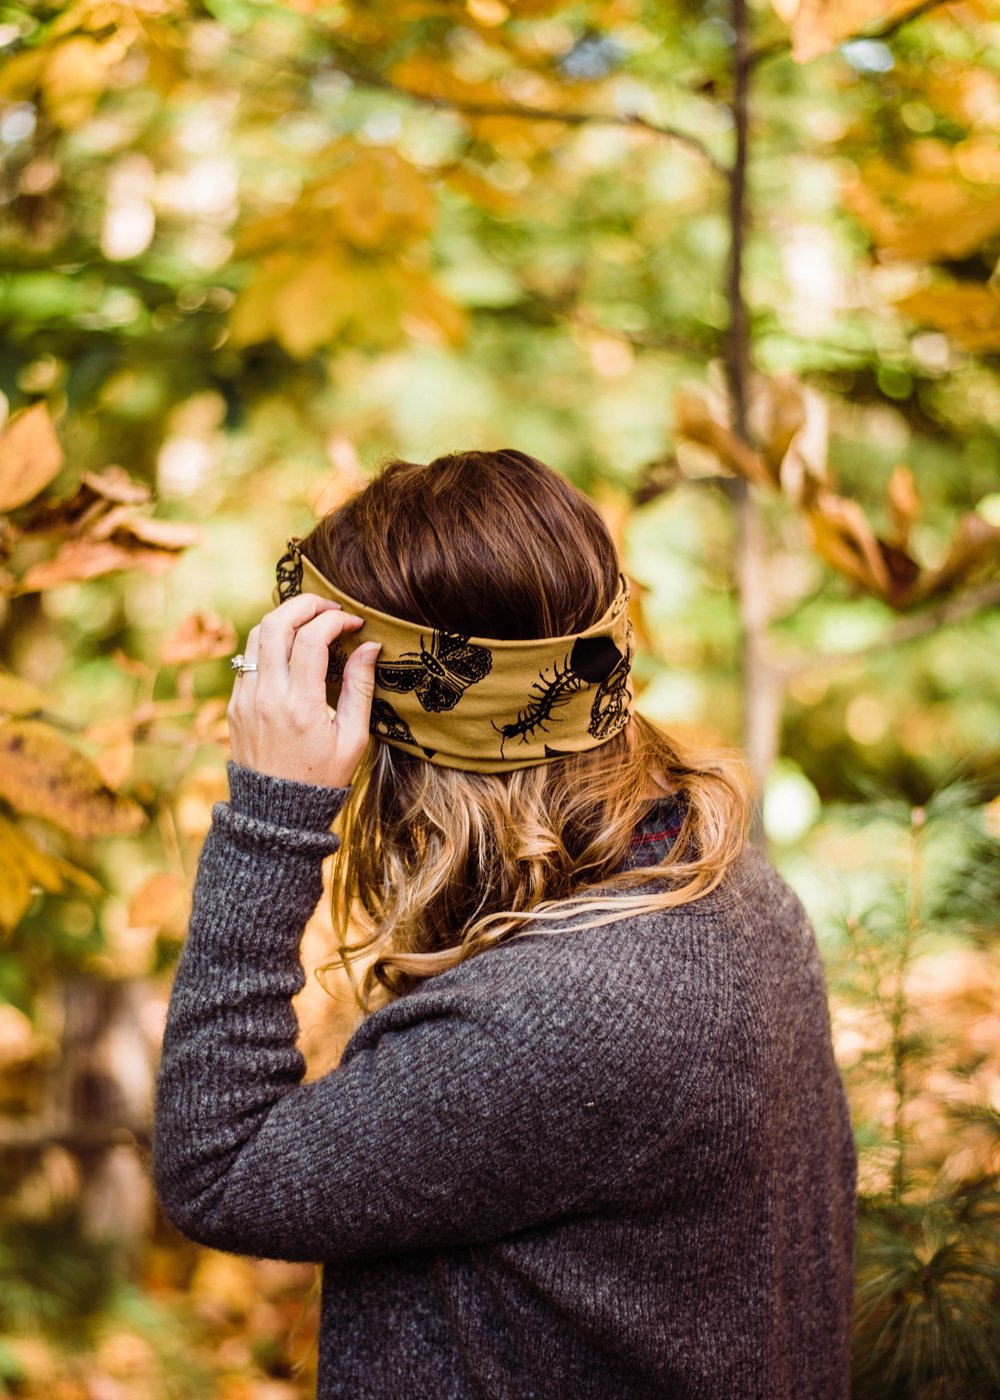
[225,761,351,834]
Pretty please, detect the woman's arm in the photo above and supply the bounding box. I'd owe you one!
[153,761,723,1265]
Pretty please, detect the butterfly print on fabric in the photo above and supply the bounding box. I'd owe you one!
[493,634,625,759]
[370,698,416,745]
[276,547,304,601]
[376,631,492,713]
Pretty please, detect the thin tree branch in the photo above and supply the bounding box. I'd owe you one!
[325,47,728,176]
[776,578,1000,680]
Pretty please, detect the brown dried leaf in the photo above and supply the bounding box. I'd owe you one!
[116,516,201,550]
[0,720,147,837]
[806,491,920,607]
[160,611,237,665]
[0,403,64,513]
[20,539,181,591]
[81,466,151,506]
[914,512,1000,602]
[674,386,774,488]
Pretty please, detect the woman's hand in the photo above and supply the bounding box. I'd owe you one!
[227,595,382,789]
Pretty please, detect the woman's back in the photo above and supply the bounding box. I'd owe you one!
[155,780,856,1400]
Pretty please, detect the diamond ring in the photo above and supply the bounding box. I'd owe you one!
[230,654,259,674]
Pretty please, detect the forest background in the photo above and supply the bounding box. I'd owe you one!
[1,0,999,1395]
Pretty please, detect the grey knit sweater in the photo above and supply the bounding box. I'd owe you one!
[153,762,856,1400]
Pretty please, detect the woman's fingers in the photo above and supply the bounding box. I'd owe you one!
[334,640,382,749]
[287,609,365,702]
[257,594,344,677]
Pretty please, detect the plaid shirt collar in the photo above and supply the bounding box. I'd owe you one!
[621,793,686,870]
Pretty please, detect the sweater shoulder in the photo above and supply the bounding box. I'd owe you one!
[343,843,796,1067]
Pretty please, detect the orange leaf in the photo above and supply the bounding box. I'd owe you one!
[160,612,237,665]
[0,403,64,513]
[781,0,925,63]
[128,871,187,930]
[0,720,147,837]
[886,465,921,549]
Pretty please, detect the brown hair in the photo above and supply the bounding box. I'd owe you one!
[301,449,750,1010]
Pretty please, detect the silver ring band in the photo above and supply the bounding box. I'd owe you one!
[230,654,259,675]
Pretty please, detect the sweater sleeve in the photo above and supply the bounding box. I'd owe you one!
[153,762,728,1265]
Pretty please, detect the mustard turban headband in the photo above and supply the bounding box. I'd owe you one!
[273,539,634,773]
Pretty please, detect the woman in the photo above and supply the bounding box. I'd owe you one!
[153,448,857,1400]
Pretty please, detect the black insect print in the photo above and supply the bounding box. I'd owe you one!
[275,546,304,601]
[326,643,348,687]
[493,634,625,759]
[588,634,633,740]
[370,699,417,745]
[376,631,492,713]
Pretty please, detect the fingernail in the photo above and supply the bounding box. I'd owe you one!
[360,642,382,656]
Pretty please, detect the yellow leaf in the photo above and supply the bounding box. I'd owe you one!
[269,256,355,358]
[845,159,1000,262]
[329,149,434,251]
[0,814,99,932]
[41,36,111,128]
[0,671,52,717]
[0,721,147,838]
[0,403,63,513]
[896,284,1000,353]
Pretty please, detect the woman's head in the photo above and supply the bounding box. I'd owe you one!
[298,448,749,1008]
[302,447,620,642]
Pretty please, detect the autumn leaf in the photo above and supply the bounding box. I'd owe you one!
[844,158,1000,263]
[128,871,188,930]
[896,284,1000,353]
[0,721,147,838]
[0,671,52,717]
[887,465,921,549]
[674,384,774,488]
[806,489,1000,608]
[0,813,101,933]
[775,0,927,64]
[20,539,181,591]
[160,612,238,665]
[0,403,64,513]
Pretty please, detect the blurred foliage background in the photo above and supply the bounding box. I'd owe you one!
[1,0,999,1395]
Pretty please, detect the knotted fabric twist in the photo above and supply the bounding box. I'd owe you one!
[273,539,634,773]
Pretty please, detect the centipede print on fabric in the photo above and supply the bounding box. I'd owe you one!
[493,632,629,760]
